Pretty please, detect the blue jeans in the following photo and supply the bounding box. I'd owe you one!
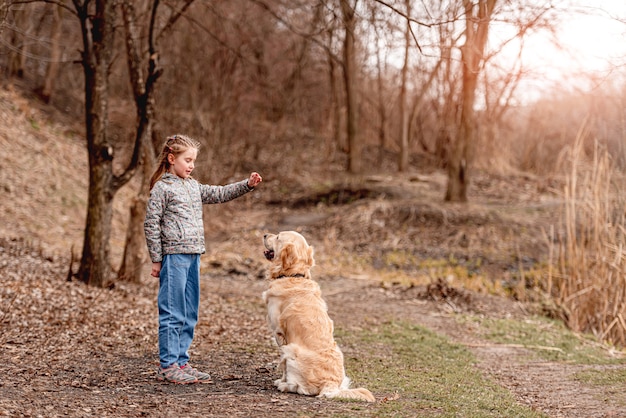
[158,254,200,368]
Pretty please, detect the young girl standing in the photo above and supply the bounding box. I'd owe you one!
[144,134,262,384]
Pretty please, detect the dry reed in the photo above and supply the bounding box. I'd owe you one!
[554,122,626,347]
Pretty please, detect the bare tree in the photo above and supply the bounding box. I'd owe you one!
[325,19,342,158]
[445,0,497,202]
[38,3,62,103]
[0,1,10,33]
[367,2,392,167]
[340,0,360,173]
[397,0,411,172]
[5,3,29,77]
[72,0,143,287]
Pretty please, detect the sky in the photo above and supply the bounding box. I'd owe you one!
[494,0,626,101]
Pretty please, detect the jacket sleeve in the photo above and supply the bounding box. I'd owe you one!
[144,185,165,263]
[199,179,253,204]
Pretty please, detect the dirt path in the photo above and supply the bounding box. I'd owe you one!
[322,280,625,418]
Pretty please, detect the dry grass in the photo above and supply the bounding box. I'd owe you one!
[553,122,626,347]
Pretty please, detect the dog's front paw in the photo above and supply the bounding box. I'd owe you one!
[276,380,299,393]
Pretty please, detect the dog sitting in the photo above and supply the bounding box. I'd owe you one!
[262,231,375,402]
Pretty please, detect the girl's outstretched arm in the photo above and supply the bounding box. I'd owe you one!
[199,173,262,204]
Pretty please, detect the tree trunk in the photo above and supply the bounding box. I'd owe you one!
[445,119,469,201]
[436,39,456,168]
[8,6,28,78]
[71,0,148,287]
[445,0,497,202]
[0,3,9,34]
[370,4,386,167]
[117,199,144,281]
[75,0,118,287]
[79,163,115,286]
[326,36,341,158]
[340,0,360,174]
[117,156,151,282]
[398,0,411,172]
[39,4,62,103]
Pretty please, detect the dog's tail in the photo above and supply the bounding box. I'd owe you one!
[320,387,376,402]
[319,377,375,402]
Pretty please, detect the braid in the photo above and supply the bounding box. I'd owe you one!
[149,134,201,190]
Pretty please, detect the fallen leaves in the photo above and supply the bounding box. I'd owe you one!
[381,392,401,402]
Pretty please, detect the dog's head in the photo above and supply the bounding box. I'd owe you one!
[263,231,315,280]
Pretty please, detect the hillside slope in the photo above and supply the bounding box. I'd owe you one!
[0,85,137,262]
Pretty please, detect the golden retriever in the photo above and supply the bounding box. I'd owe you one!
[262,231,375,402]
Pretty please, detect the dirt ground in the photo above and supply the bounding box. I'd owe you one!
[1,176,625,417]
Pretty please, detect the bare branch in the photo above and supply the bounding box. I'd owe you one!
[157,0,194,38]
[370,0,432,27]
[247,0,342,65]
[8,0,76,16]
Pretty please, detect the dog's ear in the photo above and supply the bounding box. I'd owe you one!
[291,243,315,269]
[280,243,298,270]
[305,245,315,269]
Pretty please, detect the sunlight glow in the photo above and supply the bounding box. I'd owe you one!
[494,1,626,102]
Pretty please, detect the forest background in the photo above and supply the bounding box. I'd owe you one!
[1,0,626,352]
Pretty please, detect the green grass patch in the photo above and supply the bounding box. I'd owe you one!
[459,315,626,365]
[333,321,546,417]
[574,367,626,408]
[382,249,419,269]
[575,367,626,387]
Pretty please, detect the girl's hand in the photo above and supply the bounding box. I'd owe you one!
[248,172,262,188]
[151,262,161,278]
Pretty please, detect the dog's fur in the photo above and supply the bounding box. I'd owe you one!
[262,231,375,402]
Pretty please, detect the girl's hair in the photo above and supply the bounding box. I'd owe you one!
[149,134,201,190]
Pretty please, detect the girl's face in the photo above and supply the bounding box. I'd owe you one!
[168,147,198,179]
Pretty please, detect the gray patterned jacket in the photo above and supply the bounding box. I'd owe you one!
[144,173,253,263]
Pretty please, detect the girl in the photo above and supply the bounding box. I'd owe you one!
[144,134,262,384]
